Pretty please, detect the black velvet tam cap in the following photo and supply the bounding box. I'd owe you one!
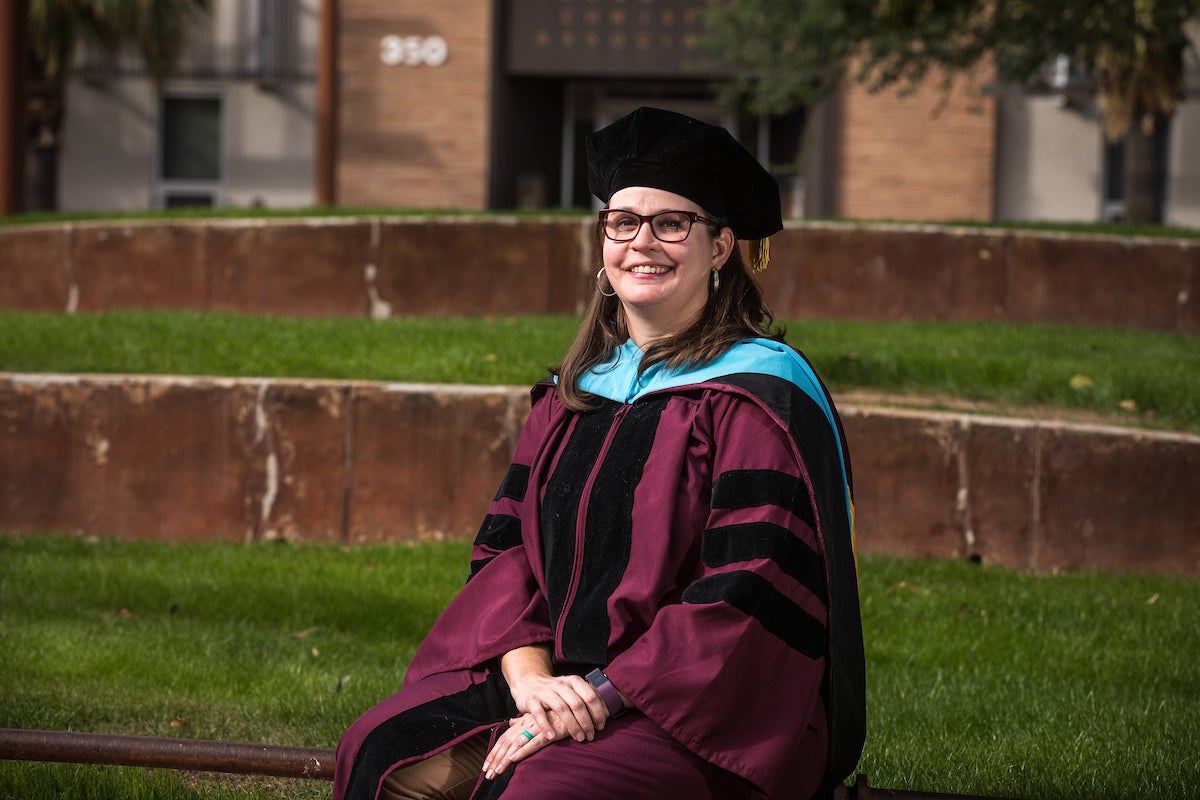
[586,107,782,242]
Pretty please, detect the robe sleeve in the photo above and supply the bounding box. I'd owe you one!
[602,391,831,796]
[403,385,558,685]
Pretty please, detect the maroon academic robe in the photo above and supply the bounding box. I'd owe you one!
[334,357,865,800]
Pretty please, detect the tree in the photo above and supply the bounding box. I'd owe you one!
[27,0,209,210]
[700,0,1200,224]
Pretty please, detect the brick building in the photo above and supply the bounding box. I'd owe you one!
[330,0,998,221]
[52,0,1200,226]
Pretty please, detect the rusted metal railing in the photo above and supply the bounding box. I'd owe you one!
[0,728,334,780]
[1,728,1020,800]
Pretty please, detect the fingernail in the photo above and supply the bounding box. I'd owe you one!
[484,769,495,780]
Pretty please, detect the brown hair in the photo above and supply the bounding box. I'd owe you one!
[554,223,785,412]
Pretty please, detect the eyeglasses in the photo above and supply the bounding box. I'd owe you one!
[598,209,718,243]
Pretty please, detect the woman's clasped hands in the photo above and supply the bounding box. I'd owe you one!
[482,669,612,780]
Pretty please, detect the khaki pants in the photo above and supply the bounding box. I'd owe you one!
[377,731,491,800]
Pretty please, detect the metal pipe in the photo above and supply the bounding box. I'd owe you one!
[0,729,1021,800]
[0,728,335,780]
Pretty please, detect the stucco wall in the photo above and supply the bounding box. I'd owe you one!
[1169,102,1200,228]
[59,81,160,211]
[59,80,318,212]
[994,92,1105,223]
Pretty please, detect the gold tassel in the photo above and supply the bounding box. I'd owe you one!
[748,237,770,272]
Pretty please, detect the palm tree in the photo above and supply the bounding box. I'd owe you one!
[27,0,210,210]
[1090,4,1195,223]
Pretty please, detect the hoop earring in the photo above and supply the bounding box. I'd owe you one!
[597,268,617,297]
[711,268,720,293]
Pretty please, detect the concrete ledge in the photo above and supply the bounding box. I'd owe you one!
[3,373,1196,575]
[0,217,593,319]
[1,218,1195,333]
[844,408,1200,574]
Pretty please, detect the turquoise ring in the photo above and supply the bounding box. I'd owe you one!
[520,730,534,742]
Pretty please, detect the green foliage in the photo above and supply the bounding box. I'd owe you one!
[25,0,212,213]
[700,0,1200,135]
[2,311,1197,433]
[0,535,470,799]
[858,557,1200,799]
[789,319,1200,432]
[29,0,211,83]
[698,0,862,113]
[0,310,581,386]
[2,536,1198,799]
[0,762,324,800]
[0,536,469,747]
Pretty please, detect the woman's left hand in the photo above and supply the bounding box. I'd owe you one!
[481,713,556,780]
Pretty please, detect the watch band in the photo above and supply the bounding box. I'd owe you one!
[585,668,625,717]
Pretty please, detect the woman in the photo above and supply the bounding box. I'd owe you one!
[333,107,865,800]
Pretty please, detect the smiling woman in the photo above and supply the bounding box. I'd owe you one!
[333,108,865,800]
[596,187,734,345]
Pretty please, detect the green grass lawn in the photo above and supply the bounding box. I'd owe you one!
[2,535,1197,800]
[3,310,1197,433]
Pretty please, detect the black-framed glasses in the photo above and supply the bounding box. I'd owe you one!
[598,209,718,243]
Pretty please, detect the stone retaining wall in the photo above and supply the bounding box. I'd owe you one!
[3,373,1196,576]
[1,217,1196,333]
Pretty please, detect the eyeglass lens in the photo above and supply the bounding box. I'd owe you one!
[603,211,696,242]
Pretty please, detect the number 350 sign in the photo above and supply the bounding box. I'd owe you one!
[380,35,449,67]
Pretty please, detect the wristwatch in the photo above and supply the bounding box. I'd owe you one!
[585,668,625,717]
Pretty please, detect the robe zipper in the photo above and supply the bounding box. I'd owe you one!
[552,404,630,662]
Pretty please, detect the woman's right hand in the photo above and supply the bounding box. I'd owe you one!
[500,646,609,742]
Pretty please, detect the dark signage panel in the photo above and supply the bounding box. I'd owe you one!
[506,0,723,78]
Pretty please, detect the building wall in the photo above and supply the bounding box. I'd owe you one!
[993,92,1104,223]
[336,0,494,209]
[57,0,318,212]
[993,92,1200,227]
[48,1,1200,228]
[835,68,996,222]
[59,81,158,211]
[222,83,317,208]
[1169,101,1200,228]
[59,80,317,212]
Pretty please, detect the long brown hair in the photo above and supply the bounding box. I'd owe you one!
[554,223,785,411]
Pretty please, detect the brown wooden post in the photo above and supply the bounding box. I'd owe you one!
[316,0,339,206]
[0,0,28,215]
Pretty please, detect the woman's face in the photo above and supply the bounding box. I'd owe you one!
[601,186,734,346]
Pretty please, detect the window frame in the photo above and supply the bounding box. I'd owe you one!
[155,91,226,209]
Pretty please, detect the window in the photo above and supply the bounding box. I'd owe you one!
[257,0,297,85]
[1101,138,1125,222]
[157,95,222,207]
